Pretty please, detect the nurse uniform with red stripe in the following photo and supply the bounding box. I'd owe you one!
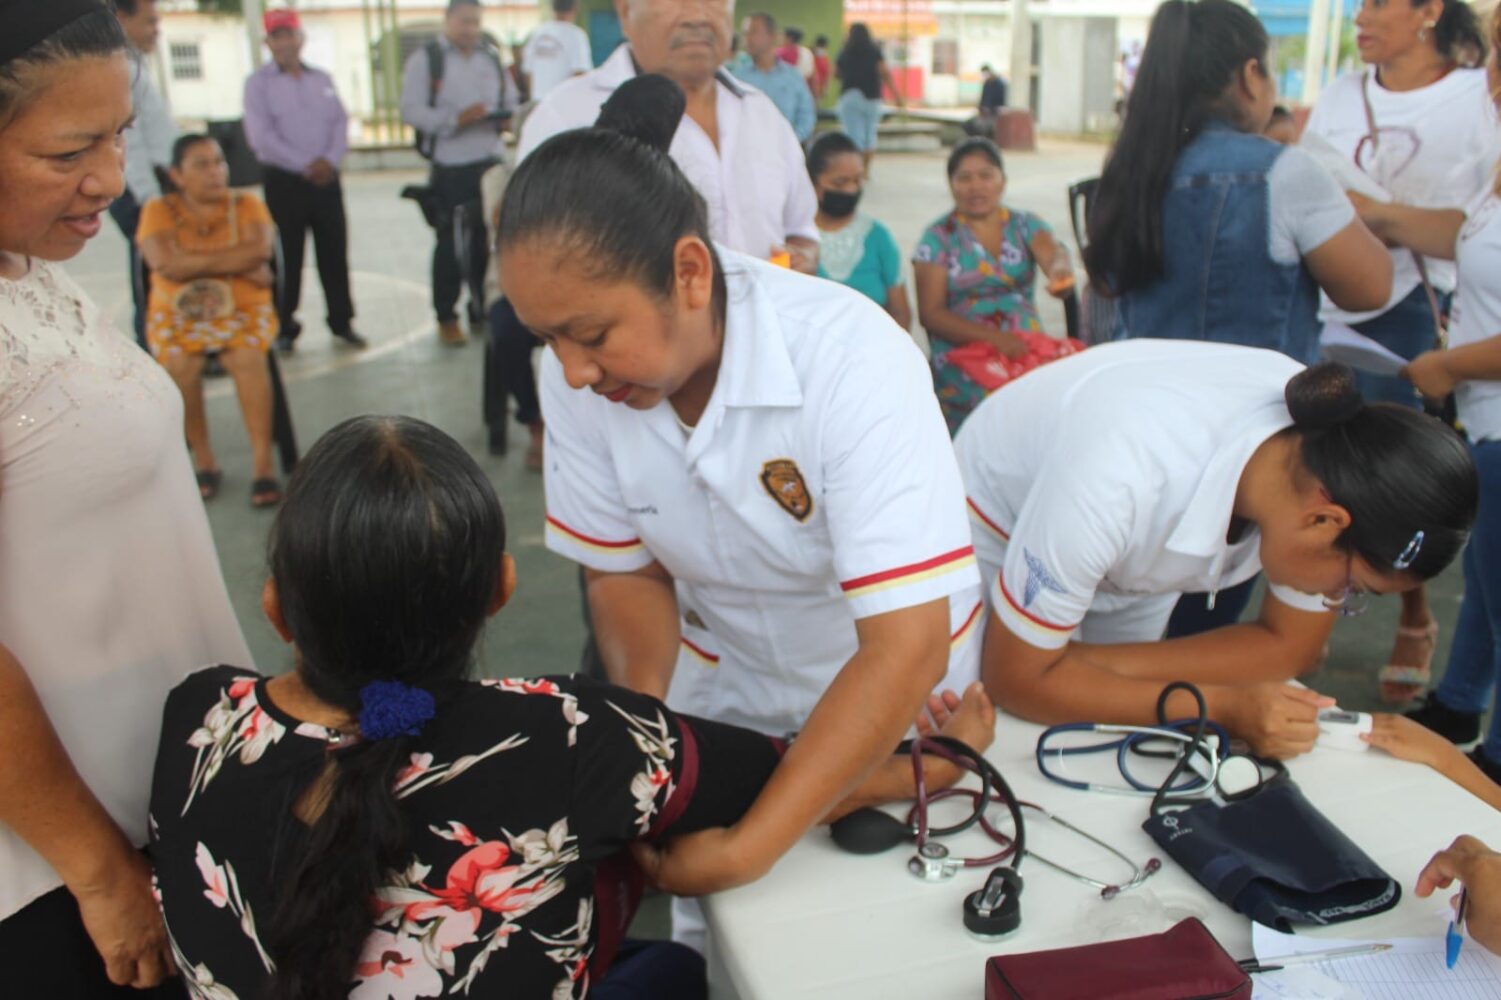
[542,250,983,736]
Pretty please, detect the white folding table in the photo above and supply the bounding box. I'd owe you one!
[703,712,1501,999]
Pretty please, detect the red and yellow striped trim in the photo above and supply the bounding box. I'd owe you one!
[997,573,1075,634]
[840,546,977,601]
[950,600,984,649]
[680,636,720,667]
[966,497,1010,541]
[546,515,647,555]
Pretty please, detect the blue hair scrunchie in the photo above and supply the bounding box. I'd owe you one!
[358,680,436,741]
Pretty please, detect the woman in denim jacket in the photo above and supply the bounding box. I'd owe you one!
[1083,0,1393,639]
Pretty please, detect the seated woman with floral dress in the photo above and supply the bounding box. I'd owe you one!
[913,137,1074,434]
[138,134,281,508]
[148,415,993,1000]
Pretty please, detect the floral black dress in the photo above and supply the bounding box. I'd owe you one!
[149,667,782,1000]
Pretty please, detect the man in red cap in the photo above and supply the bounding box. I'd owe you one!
[243,7,365,351]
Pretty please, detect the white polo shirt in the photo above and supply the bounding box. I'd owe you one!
[954,341,1330,651]
[518,44,818,260]
[1452,191,1501,442]
[541,250,983,733]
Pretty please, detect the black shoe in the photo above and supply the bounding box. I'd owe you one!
[487,424,508,457]
[273,334,297,355]
[1469,745,1501,785]
[1405,695,1482,744]
[331,327,369,349]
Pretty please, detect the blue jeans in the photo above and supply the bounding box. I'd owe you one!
[594,939,705,1000]
[838,90,882,151]
[1348,284,1448,410]
[1166,575,1260,639]
[1434,439,1501,763]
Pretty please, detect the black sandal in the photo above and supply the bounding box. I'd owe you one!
[195,468,223,501]
[250,477,282,509]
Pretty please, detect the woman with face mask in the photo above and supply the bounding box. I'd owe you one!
[806,131,910,329]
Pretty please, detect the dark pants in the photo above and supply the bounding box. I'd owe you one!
[1348,284,1450,411]
[106,190,149,350]
[262,166,354,339]
[594,939,706,1000]
[0,885,183,1000]
[487,298,542,426]
[431,159,495,325]
[1166,575,1260,639]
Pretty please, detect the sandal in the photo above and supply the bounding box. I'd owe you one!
[195,468,223,501]
[1378,619,1440,705]
[250,477,283,509]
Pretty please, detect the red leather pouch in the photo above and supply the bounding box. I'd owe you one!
[984,917,1252,1000]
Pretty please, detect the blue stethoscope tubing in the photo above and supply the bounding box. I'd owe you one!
[1035,718,1233,796]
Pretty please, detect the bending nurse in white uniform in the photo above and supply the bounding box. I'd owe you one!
[956,340,1477,758]
[499,76,989,894]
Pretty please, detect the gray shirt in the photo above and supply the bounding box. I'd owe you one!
[400,37,516,167]
[124,52,177,203]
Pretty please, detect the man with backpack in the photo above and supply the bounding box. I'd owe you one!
[400,0,516,346]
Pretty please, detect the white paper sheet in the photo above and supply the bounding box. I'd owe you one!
[1299,131,1394,203]
[1251,924,1501,1000]
[1320,324,1410,376]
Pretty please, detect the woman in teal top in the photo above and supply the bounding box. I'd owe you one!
[807,132,912,328]
[913,137,1072,433]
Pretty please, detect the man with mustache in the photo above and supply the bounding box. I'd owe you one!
[518,0,817,272]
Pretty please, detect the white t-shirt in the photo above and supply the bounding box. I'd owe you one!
[954,340,1330,652]
[1267,144,1358,265]
[518,45,818,260]
[1305,67,1501,323]
[0,260,250,919]
[1452,190,1501,440]
[541,250,982,734]
[522,19,593,102]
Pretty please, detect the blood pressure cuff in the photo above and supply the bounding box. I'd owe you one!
[1141,773,1400,930]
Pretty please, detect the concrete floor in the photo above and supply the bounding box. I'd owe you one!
[66,140,1470,937]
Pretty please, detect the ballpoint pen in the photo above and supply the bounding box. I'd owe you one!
[1238,942,1393,975]
[1448,887,1471,970]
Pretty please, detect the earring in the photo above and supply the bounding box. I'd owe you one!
[1420,20,1436,42]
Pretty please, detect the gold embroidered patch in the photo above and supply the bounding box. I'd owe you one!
[760,459,813,522]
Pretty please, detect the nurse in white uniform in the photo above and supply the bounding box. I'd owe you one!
[955,340,1477,758]
[497,76,988,895]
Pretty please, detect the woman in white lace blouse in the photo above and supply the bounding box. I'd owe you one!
[0,3,250,996]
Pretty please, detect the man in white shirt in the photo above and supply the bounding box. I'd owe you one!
[518,0,818,271]
[521,0,593,103]
[110,0,177,348]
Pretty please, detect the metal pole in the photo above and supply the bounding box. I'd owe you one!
[1010,0,1032,112]
[361,0,379,143]
[1325,0,1345,89]
[242,0,265,70]
[1302,0,1331,103]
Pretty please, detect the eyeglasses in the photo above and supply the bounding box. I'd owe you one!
[1321,554,1371,618]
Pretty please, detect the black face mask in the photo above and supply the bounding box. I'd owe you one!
[819,189,862,219]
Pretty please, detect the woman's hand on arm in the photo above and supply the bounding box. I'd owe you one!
[0,645,172,986]
[913,262,1026,358]
[1304,218,1396,313]
[139,223,272,283]
[1350,194,1465,260]
[584,561,681,700]
[633,597,952,895]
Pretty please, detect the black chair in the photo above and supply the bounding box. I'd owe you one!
[1065,177,1117,346]
[132,221,300,474]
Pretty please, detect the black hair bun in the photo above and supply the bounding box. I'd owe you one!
[1286,361,1364,430]
[594,74,685,154]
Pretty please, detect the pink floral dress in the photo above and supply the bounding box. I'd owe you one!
[148,667,783,999]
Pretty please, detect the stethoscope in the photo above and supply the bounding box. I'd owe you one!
[1037,684,1280,808]
[832,734,1161,917]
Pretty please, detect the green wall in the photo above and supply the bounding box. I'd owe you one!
[567,0,847,103]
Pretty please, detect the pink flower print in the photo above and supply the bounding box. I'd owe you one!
[416,841,564,923]
[350,929,443,1000]
[428,821,479,847]
[227,678,255,701]
[196,843,230,910]
[394,753,434,792]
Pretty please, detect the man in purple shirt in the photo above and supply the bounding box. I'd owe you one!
[243,9,365,351]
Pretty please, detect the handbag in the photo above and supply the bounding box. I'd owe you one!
[1141,772,1400,931]
[984,917,1251,999]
